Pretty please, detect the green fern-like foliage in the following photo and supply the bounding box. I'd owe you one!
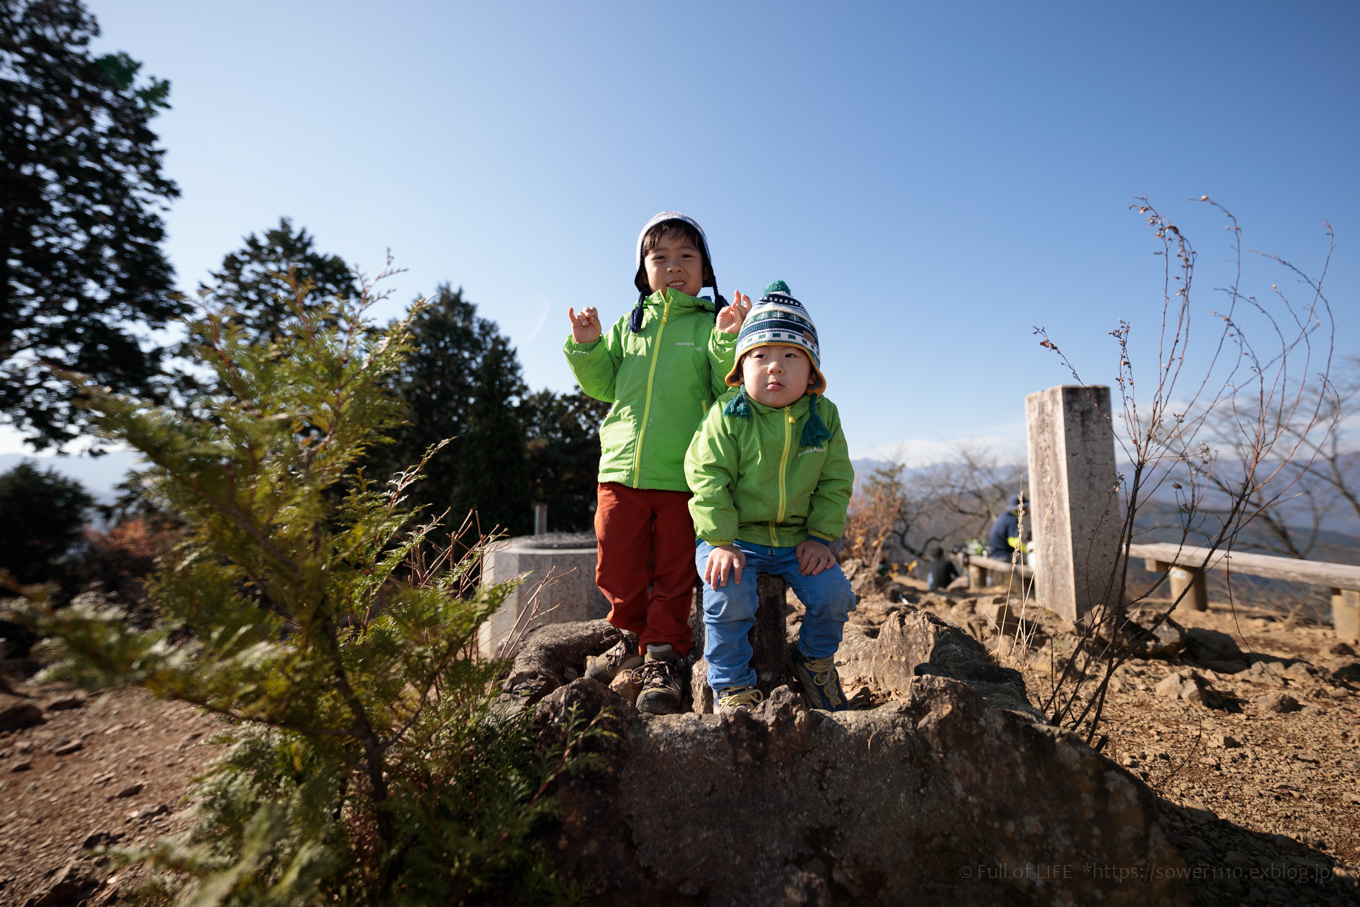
[27,276,597,904]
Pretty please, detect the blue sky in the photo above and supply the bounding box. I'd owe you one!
[9,0,1357,490]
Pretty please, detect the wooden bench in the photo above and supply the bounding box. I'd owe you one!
[1129,542,1360,643]
[964,554,1033,591]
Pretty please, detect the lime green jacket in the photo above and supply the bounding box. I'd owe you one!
[684,390,854,547]
[564,289,736,492]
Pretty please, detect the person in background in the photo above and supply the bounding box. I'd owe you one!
[987,493,1029,562]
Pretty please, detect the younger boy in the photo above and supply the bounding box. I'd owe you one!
[684,281,856,714]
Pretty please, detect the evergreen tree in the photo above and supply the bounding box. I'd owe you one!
[386,285,531,537]
[0,0,184,451]
[21,280,597,902]
[459,331,532,536]
[199,217,358,344]
[521,388,610,532]
[0,461,94,587]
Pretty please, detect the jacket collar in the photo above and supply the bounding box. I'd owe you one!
[745,392,812,418]
[644,288,715,313]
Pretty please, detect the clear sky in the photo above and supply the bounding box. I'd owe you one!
[9,0,1357,481]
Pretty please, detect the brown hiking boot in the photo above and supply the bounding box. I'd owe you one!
[585,633,642,684]
[635,649,684,715]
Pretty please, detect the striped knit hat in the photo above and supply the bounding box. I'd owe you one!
[722,280,831,447]
[725,280,825,393]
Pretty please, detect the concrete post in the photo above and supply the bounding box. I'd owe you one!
[1333,589,1360,644]
[479,533,609,658]
[1025,385,1123,621]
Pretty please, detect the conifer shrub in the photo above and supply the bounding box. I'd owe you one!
[22,277,598,904]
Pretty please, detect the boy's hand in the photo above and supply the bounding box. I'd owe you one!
[704,544,746,587]
[716,292,751,335]
[796,539,836,576]
[568,306,602,344]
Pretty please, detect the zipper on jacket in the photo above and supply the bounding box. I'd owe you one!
[771,405,794,545]
[631,291,671,488]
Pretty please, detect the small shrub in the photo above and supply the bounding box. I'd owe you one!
[21,274,599,903]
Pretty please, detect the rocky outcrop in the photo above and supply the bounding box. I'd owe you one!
[539,673,1186,905]
[868,606,1044,721]
[502,619,620,705]
[531,607,1187,905]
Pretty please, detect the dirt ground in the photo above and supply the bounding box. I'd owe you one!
[875,577,1360,907]
[2,583,1358,905]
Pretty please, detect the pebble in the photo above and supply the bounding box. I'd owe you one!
[1253,692,1302,714]
[43,694,86,712]
[114,783,143,799]
[52,740,83,756]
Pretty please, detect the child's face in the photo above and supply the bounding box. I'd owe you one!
[741,344,814,409]
[644,231,705,297]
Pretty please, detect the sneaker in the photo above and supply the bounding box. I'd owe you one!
[635,650,684,715]
[789,648,848,711]
[585,633,642,683]
[716,685,764,716]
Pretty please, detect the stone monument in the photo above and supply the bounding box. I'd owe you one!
[1025,385,1123,621]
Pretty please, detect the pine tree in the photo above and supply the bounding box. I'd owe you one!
[22,278,598,903]
[199,217,358,344]
[0,461,94,587]
[521,388,610,532]
[0,0,184,451]
[385,285,531,537]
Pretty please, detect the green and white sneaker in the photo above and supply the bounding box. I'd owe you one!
[789,648,848,711]
[585,633,642,684]
[716,685,764,716]
[635,649,684,715]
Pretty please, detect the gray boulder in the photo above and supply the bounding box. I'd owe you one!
[502,619,620,705]
[539,673,1187,905]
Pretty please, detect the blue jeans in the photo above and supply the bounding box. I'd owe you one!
[695,539,857,692]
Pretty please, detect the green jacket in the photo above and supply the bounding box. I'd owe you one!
[685,390,854,547]
[564,289,736,492]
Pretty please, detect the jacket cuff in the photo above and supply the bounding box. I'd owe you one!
[805,534,834,546]
[564,337,602,352]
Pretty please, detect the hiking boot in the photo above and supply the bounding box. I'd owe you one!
[789,647,848,711]
[635,650,684,715]
[585,633,642,683]
[716,685,764,716]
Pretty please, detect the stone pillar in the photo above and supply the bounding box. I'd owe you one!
[479,533,609,659]
[1025,385,1123,621]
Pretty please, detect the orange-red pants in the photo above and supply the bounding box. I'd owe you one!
[594,482,697,656]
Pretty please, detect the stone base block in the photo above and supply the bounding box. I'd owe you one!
[479,536,608,659]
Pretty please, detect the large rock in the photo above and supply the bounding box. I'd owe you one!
[502,620,619,705]
[540,673,1187,905]
[0,699,43,732]
[870,607,1044,721]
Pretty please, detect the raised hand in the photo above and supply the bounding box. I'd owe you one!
[716,292,751,335]
[568,306,602,344]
